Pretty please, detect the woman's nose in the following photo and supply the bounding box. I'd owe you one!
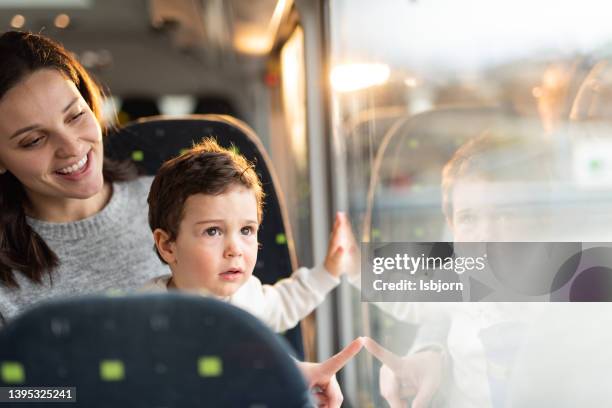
[54,130,83,158]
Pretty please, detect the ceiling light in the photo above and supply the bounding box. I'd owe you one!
[10,14,25,28]
[54,13,70,28]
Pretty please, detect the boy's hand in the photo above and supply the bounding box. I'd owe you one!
[363,337,443,408]
[324,212,358,277]
[296,337,364,408]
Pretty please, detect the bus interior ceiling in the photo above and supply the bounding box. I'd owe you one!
[0,0,297,142]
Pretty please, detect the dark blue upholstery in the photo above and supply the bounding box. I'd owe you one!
[0,294,311,407]
[119,97,160,123]
[103,114,303,357]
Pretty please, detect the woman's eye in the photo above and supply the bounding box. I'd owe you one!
[205,227,220,236]
[69,111,85,123]
[22,135,45,148]
[241,226,254,236]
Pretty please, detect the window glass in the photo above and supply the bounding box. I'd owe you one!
[329,1,612,406]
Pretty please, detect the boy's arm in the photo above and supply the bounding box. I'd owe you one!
[233,266,339,332]
[234,212,355,331]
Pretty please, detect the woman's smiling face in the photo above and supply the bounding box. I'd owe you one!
[0,68,105,208]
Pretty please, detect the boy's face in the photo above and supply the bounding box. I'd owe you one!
[451,177,542,242]
[168,185,259,297]
[452,178,507,242]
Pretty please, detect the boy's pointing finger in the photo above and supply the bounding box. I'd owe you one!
[362,337,403,373]
[318,337,364,377]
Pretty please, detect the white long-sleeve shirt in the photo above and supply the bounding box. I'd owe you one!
[373,301,544,408]
[143,265,340,332]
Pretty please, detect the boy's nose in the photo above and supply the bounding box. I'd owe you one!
[477,218,509,242]
[224,237,242,258]
[469,221,490,242]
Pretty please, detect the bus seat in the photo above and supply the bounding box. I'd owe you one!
[0,294,311,407]
[103,114,303,358]
[118,97,161,124]
[193,96,239,118]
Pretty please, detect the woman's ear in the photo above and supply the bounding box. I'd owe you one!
[153,229,177,264]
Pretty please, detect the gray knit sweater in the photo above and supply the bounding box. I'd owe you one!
[0,176,169,325]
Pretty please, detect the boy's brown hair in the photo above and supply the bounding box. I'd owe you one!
[148,138,264,263]
[441,124,552,224]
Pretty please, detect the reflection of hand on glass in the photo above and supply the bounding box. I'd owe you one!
[324,212,360,279]
[297,337,364,408]
[363,337,444,408]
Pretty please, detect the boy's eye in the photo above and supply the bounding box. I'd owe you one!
[457,213,475,225]
[204,227,221,236]
[241,226,255,236]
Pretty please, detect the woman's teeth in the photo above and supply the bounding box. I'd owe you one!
[57,154,88,174]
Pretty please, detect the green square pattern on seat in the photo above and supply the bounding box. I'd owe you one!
[275,233,287,245]
[1,361,25,384]
[100,360,125,381]
[131,150,144,162]
[198,356,222,378]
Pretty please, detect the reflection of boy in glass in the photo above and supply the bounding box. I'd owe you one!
[367,127,552,408]
[441,127,553,242]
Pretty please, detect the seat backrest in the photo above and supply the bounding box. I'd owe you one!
[103,114,303,356]
[118,96,161,123]
[0,294,311,407]
[193,96,239,118]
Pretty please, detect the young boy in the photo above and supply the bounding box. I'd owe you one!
[144,138,353,333]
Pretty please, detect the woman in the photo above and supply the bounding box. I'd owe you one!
[0,32,368,408]
[0,31,168,324]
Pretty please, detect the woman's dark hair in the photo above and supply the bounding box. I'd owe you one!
[0,31,137,288]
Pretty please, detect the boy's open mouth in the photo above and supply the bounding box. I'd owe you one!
[219,269,243,281]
